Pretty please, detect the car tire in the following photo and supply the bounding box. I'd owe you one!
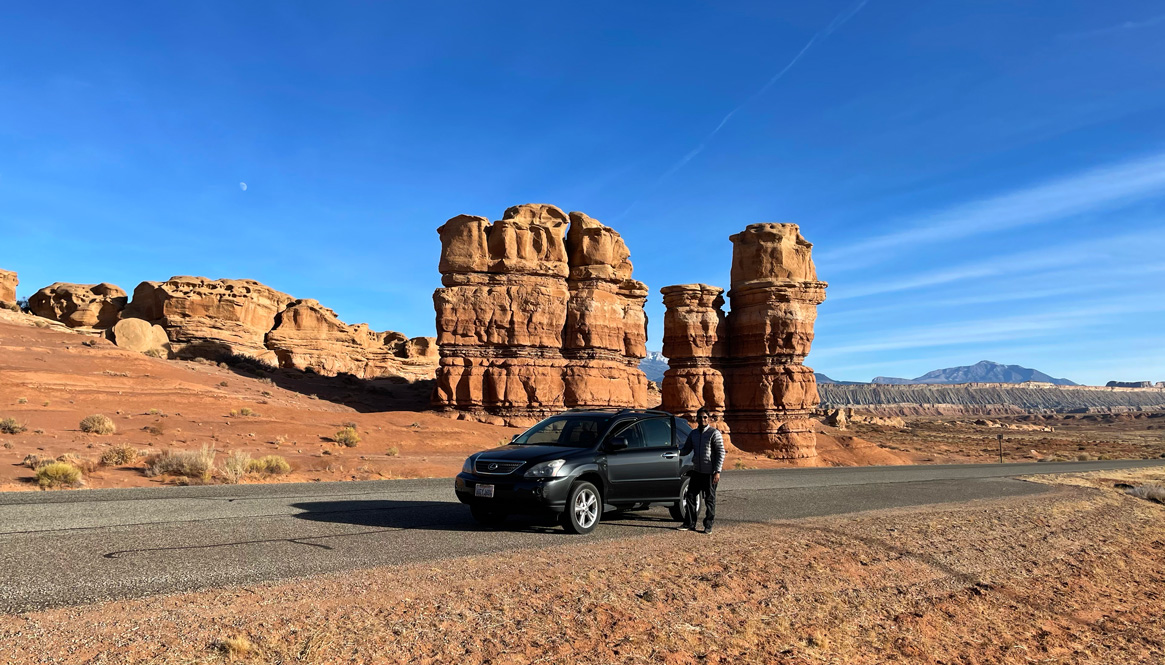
[470,505,507,526]
[669,476,699,522]
[561,481,602,535]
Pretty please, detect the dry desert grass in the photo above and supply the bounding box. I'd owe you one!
[3,469,1163,664]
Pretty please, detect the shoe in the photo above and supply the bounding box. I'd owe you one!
[701,526,713,534]
[675,525,693,531]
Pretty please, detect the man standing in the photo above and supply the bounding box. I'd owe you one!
[678,407,724,533]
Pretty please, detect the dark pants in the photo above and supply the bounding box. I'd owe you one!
[684,472,717,529]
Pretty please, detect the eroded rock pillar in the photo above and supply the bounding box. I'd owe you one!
[724,223,827,458]
[659,284,729,431]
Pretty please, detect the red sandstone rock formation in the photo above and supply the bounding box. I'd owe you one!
[123,277,295,363]
[660,284,729,431]
[122,277,435,381]
[0,269,18,310]
[432,204,648,425]
[28,283,127,329]
[661,223,827,459]
[266,299,438,381]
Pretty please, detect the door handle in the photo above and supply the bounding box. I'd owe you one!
[662,452,678,459]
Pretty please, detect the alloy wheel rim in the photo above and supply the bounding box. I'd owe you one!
[574,489,598,528]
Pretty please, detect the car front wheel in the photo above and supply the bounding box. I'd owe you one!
[561,481,601,534]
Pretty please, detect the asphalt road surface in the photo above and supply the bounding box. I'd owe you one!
[2,459,1162,614]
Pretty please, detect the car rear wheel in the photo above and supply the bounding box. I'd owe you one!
[470,505,507,526]
[561,481,601,534]
[669,476,700,522]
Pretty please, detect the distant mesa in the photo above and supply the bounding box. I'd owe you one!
[870,361,1076,386]
[1105,380,1157,389]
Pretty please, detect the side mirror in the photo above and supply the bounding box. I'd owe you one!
[607,437,629,451]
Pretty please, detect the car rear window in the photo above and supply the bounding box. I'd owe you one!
[512,415,612,447]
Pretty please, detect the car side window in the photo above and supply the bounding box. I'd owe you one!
[637,418,673,449]
[674,417,692,447]
[610,420,646,449]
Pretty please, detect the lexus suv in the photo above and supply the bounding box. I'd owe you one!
[454,409,697,534]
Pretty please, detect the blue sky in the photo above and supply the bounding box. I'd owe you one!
[2,1,1163,385]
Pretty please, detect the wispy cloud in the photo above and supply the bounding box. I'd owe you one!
[812,298,1165,358]
[818,151,1165,266]
[617,0,870,220]
[1060,13,1165,39]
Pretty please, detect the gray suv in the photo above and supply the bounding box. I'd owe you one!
[454,409,697,534]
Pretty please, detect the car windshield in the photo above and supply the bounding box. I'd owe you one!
[511,415,611,448]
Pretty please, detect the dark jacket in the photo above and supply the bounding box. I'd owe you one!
[682,426,725,474]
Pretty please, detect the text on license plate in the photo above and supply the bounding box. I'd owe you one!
[475,484,495,498]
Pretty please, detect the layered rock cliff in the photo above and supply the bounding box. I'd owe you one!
[661,223,827,459]
[432,204,648,425]
[818,382,1165,416]
[118,276,436,380]
[28,282,128,329]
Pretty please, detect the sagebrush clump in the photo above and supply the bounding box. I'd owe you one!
[100,443,140,466]
[80,414,116,435]
[0,417,28,435]
[221,450,252,484]
[247,455,291,475]
[36,461,83,489]
[335,427,360,447]
[144,446,216,482]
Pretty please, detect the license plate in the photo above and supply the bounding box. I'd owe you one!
[475,484,495,498]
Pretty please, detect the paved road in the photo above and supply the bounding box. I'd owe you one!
[1,459,1161,614]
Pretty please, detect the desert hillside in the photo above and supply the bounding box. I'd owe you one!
[0,311,909,490]
[819,382,1165,416]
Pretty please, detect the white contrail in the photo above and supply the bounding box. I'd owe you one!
[657,0,870,182]
[618,0,870,218]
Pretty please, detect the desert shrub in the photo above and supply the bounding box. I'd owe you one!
[386,446,399,457]
[216,634,253,658]
[36,461,83,489]
[101,443,140,466]
[335,427,360,447]
[1,417,28,434]
[147,408,164,416]
[1127,484,1165,504]
[144,445,216,481]
[17,397,27,404]
[143,424,165,436]
[341,421,357,429]
[219,381,229,387]
[247,455,291,475]
[221,450,252,484]
[22,454,50,469]
[80,414,116,435]
[57,454,99,474]
[143,349,166,359]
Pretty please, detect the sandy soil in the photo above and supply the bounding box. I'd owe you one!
[0,314,909,491]
[846,413,1165,465]
[3,469,1162,663]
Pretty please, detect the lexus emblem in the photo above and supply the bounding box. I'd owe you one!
[488,463,498,471]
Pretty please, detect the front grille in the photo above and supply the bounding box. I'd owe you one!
[475,459,523,475]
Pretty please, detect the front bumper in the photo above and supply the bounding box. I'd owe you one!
[454,473,573,513]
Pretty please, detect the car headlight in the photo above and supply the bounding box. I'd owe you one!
[461,456,475,474]
[524,459,567,478]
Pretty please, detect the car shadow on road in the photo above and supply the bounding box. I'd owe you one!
[290,499,569,534]
[290,500,684,534]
